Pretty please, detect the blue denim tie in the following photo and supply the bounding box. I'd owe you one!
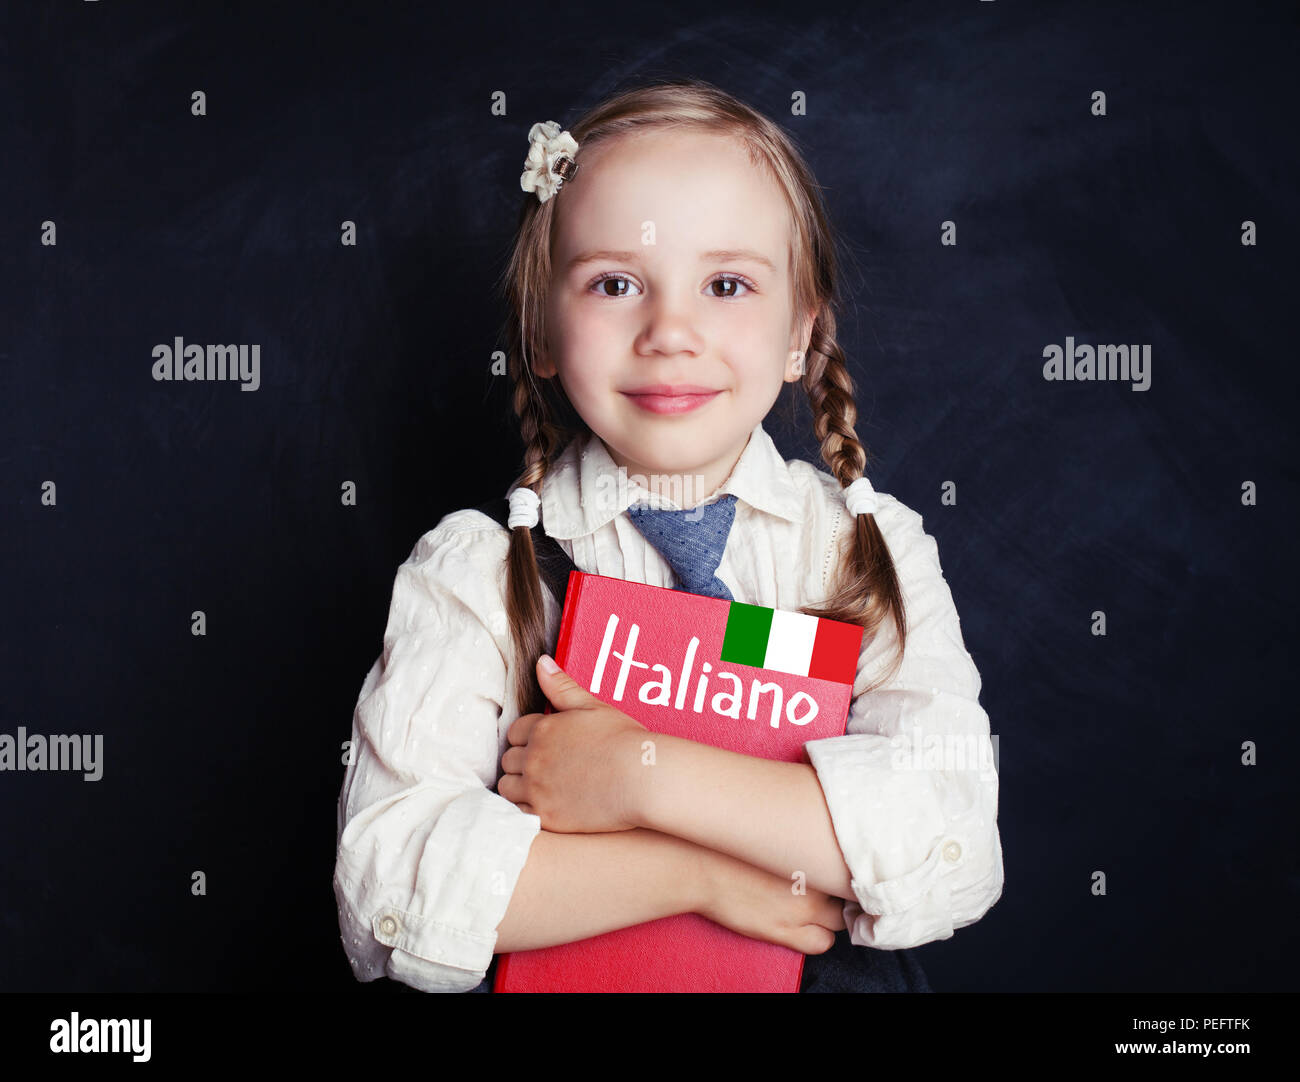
[625,494,737,600]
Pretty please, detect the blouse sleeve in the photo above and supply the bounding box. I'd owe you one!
[333,511,543,991]
[802,496,1005,949]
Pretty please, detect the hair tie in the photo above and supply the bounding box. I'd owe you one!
[507,487,541,529]
[843,476,879,517]
[520,121,580,204]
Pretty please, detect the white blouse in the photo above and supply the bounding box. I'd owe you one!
[333,421,1004,992]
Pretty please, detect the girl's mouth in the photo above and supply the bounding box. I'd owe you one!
[622,390,722,415]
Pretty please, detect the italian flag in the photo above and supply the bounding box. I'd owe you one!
[719,602,861,685]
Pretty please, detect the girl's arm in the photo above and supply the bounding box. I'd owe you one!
[509,659,857,902]
[495,824,847,955]
[493,827,707,952]
[627,739,856,901]
[512,660,857,894]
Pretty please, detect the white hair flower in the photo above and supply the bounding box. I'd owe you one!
[520,121,579,203]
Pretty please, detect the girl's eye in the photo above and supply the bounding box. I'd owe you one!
[587,273,756,299]
[590,274,638,298]
[707,274,755,299]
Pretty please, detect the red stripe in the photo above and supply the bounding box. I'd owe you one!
[807,617,864,685]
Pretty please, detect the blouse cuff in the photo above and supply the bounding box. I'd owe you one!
[343,786,541,992]
[804,732,993,950]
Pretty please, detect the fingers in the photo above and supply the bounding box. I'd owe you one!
[497,770,528,806]
[794,895,845,955]
[506,712,539,746]
[818,894,847,931]
[800,925,838,955]
[500,745,526,775]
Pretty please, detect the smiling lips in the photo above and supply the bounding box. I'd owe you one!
[622,384,722,415]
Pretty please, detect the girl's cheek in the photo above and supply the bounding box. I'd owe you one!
[556,367,605,410]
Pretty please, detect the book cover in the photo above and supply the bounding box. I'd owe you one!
[494,571,864,993]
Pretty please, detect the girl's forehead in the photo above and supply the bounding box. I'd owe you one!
[554,132,792,254]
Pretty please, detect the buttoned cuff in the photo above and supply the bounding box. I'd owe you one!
[337,786,541,993]
[805,732,998,950]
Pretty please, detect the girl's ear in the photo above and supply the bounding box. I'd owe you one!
[787,307,819,381]
[787,350,805,382]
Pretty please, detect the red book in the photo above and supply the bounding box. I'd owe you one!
[494,571,864,993]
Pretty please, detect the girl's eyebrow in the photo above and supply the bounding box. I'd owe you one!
[565,248,776,272]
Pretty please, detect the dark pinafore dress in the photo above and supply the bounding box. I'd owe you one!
[459,497,933,994]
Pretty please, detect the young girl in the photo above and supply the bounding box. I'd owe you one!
[334,78,1003,993]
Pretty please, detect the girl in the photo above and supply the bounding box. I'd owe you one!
[334,77,1003,993]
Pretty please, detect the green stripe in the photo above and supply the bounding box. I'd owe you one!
[720,602,773,669]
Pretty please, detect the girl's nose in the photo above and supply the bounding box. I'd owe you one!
[637,293,705,353]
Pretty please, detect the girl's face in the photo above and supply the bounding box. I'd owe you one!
[539,129,815,509]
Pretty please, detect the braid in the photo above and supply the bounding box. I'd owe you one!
[504,360,573,717]
[798,331,908,693]
[806,336,867,482]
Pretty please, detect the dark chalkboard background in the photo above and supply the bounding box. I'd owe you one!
[1,0,1296,999]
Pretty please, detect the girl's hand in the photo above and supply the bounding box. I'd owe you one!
[497,655,649,833]
[698,849,846,955]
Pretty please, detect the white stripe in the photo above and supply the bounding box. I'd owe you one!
[762,609,818,677]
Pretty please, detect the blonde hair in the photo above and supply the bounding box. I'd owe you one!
[494,76,907,717]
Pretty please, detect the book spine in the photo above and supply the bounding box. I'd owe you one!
[552,570,583,671]
[494,950,512,988]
